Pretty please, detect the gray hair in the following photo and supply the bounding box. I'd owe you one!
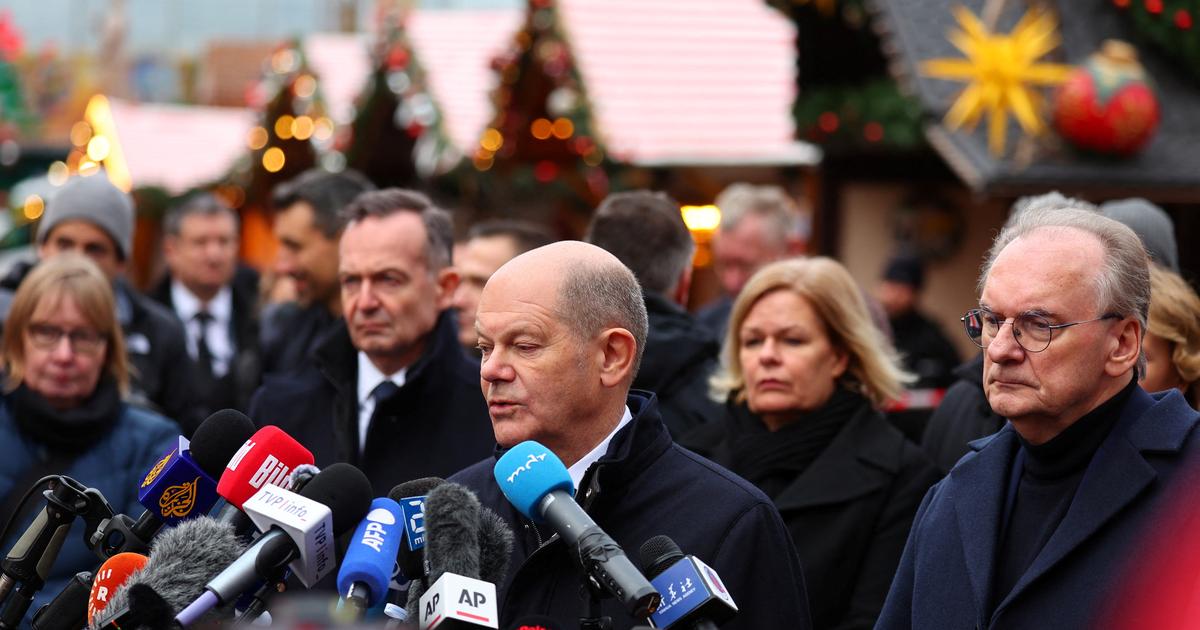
[164,193,239,237]
[557,262,649,376]
[981,203,1150,375]
[586,191,695,295]
[340,188,454,272]
[714,183,799,247]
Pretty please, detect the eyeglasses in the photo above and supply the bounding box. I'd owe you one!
[27,323,107,355]
[962,308,1120,353]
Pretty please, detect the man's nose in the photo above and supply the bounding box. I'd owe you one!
[987,319,1025,362]
[480,348,513,383]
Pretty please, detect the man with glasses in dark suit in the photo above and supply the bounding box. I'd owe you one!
[877,200,1200,630]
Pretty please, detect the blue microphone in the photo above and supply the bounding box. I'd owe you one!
[638,536,737,629]
[337,498,406,617]
[493,441,659,619]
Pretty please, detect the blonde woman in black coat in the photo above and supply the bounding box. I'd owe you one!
[683,257,939,630]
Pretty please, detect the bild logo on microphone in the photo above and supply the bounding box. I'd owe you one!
[505,452,548,484]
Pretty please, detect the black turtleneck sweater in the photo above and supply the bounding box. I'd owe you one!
[989,376,1138,612]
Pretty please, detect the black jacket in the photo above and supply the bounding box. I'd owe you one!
[450,391,812,630]
[889,310,960,390]
[695,295,733,340]
[248,311,494,495]
[919,354,1006,474]
[148,265,261,416]
[0,261,198,431]
[258,301,338,378]
[878,388,1200,630]
[636,292,723,437]
[682,400,939,630]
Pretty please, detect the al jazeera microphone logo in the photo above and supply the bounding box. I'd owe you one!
[159,477,201,518]
[141,450,175,488]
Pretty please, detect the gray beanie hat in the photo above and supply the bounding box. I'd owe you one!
[37,173,135,260]
[1099,198,1179,273]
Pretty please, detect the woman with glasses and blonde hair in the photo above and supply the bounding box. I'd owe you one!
[0,254,176,624]
[1141,264,1200,408]
[682,256,939,630]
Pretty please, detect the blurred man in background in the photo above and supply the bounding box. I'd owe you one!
[260,168,374,376]
[586,191,723,437]
[152,193,260,415]
[452,219,552,352]
[698,183,805,338]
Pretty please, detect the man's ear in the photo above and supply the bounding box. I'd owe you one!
[1106,318,1142,377]
[670,266,693,308]
[435,267,461,311]
[597,327,638,388]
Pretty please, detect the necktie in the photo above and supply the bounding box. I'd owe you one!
[371,380,400,407]
[193,310,215,381]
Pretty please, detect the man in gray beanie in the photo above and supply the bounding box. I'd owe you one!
[0,173,200,431]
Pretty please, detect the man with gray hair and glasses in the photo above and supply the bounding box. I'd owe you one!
[877,202,1200,630]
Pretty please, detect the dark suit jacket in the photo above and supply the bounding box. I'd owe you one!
[451,392,812,630]
[247,312,494,496]
[684,403,939,630]
[876,387,1200,630]
[149,265,261,415]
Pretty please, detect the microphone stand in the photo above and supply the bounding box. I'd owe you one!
[0,477,113,630]
[578,577,613,630]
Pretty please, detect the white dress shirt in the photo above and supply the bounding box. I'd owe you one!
[567,406,634,492]
[357,352,408,454]
[171,280,234,377]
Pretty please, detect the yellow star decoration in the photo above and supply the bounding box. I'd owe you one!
[921,5,1074,156]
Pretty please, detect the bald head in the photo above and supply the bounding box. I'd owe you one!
[490,241,648,374]
[476,241,649,463]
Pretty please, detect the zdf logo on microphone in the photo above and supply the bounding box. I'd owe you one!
[360,507,396,552]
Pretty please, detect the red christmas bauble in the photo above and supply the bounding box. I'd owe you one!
[1053,40,1160,156]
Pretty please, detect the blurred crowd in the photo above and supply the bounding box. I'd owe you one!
[1,167,1198,629]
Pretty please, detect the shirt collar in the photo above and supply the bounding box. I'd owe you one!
[170,279,232,323]
[357,352,407,405]
[567,406,634,492]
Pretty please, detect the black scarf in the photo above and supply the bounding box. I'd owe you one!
[8,377,123,454]
[723,387,867,497]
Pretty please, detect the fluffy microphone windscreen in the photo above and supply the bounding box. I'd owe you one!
[478,506,515,586]
[97,516,245,625]
[87,553,148,624]
[299,462,374,536]
[188,410,256,479]
[423,482,482,583]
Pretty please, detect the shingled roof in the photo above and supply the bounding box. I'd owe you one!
[872,0,1200,202]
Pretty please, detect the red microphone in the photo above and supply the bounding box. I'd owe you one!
[216,426,315,511]
[87,552,148,624]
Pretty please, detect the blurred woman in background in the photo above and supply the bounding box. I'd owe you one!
[1142,264,1200,408]
[0,254,176,623]
[683,256,939,630]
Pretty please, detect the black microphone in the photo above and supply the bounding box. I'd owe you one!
[637,536,737,630]
[93,409,256,558]
[388,477,445,585]
[90,516,245,629]
[92,584,178,630]
[409,483,503,629]
[174,463,372,626]
[29,571,91,630]
[493,442,660,620]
